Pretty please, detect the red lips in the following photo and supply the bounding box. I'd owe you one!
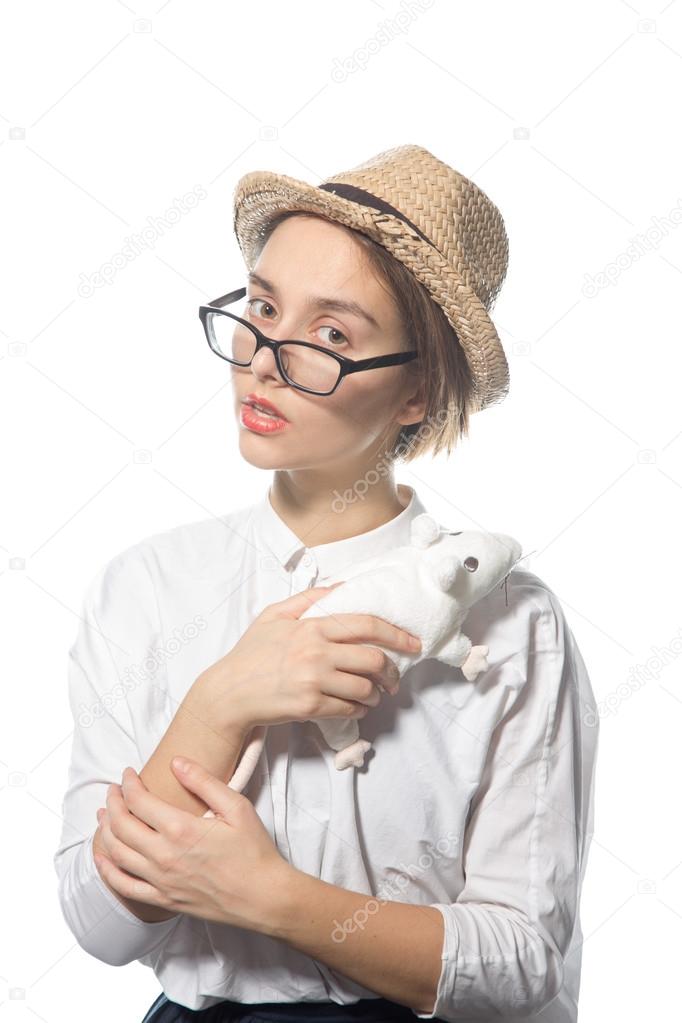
[242,393,289,421]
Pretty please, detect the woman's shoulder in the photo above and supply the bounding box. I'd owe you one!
[87,500,256,594]
[471,563,563,624]
[463,563,578,688]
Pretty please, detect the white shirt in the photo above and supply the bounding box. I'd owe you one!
[54,484,599,1022]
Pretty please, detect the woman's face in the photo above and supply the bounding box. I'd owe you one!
[231,214,425,477]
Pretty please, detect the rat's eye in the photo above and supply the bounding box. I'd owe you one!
[446,531,462,536]
[464,556,479,572]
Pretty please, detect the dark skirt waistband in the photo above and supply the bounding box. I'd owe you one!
[141,992,435,1023]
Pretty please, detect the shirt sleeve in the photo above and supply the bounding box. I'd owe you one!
[53,549,182,967]
[414,584,599,1020]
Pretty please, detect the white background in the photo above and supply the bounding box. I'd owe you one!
[2,0,681,1019]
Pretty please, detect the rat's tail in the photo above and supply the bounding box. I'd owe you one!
[227,724,268,792]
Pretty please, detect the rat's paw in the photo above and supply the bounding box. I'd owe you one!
[461,644,489,681]
[334,739,372,771]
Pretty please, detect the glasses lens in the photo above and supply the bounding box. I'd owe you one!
[279,344,340,393]
[205,309,257,365]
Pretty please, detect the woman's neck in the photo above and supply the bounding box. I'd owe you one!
[268,471,411,548]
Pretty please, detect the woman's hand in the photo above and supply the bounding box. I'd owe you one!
[94,759,291,931]
[196,584,422,733]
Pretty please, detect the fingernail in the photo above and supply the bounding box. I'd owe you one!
[173,756,189,772]
[409,635,421,651]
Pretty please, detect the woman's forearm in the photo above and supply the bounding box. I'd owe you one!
[93,673,251,922]
[137,673,251,814]
[263,868,444,1014]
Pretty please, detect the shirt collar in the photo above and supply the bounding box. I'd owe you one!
[251,483,428,581]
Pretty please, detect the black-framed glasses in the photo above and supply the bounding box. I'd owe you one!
[198,287,419,396]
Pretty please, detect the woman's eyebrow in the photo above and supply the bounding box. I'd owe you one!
[247,271,380,331]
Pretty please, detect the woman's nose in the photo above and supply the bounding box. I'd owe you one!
[250,343,284,385]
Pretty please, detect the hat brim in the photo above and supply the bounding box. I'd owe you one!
[232,169,509,411]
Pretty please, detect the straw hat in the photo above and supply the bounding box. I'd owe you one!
[232,143,510,412]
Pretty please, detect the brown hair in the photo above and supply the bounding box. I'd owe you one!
[249,211,477,463]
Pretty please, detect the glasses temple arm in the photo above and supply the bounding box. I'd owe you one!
[206,287,247,309]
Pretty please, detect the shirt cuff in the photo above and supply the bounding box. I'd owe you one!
[57,832,182,966]
[410,901,563,1020]
[411,904,453,1020]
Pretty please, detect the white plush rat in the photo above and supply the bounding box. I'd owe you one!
[208,513,522,803]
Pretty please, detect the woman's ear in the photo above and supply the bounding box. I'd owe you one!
[396,375,427,426]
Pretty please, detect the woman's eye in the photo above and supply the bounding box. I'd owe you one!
[247,298,276,319]
[316,325,349,346]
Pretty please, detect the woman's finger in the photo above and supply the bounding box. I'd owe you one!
[103,787,162,877]
[329,643,400,691]
[94,850,167,906]
[320,612,421,654]
[318,669,384,707]
[263,583,343,622]
[117,767,183,834]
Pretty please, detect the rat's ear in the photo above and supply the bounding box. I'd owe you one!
[436,555,461,591]
[411,513,440,549]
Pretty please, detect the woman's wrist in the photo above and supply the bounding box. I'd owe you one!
[189,664,255,737]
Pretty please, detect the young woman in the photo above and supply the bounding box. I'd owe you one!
[54,145,599,1023]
